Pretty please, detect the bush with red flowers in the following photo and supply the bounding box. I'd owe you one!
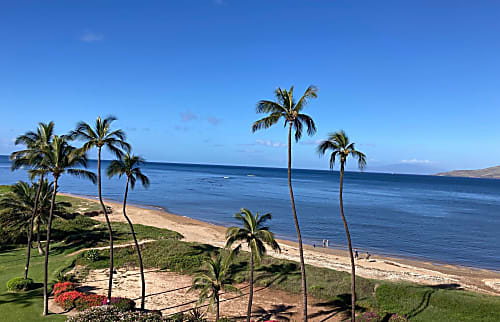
[53,281,76,296]
[74,294,107,311]
[55,290,84,310]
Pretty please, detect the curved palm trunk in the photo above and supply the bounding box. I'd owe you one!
[216,292,220,321]
[288,123,308,321]
[246,252,254,322]
[122,177,146,310]
[24,173,44,279]
[37,220,44,254]
[43,176,58,316]
[98,147,114,302]
[339,162,356,321]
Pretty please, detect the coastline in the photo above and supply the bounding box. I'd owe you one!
[60,192,500,296]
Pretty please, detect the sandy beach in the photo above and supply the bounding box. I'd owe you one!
[61,193,500,297]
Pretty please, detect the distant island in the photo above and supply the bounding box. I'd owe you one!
[436,165,500,179]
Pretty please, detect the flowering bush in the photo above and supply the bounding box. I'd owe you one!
[68,305,164,322]
[358,311,383,322]
[388,314,408,321]
[55,290,84,310]
[75,294,107,311]
[103,297,136,311]
[53,282,76,296]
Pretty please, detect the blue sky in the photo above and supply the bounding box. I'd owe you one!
[1,1,499,172]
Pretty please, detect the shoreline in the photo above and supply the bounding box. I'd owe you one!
[60,192,500,296]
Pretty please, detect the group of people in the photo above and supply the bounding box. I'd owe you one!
[312,241,373,261]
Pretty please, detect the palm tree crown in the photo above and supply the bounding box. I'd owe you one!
[10,121,55,176]
[252,86,317,141]
[191,250,240,320]
[107,153,150,189]
[71,116,130,156]
[226,208,280,262]
[41,135,97,182]
[317,130,366,170]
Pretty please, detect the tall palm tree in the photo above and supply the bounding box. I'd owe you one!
[190,250,240,321]
[40,135,97,315]
[107,153,150,310]
[0,180,70,255]
[10,121,54,279]
[71,116,130,301]
[225,208,280,322]
[317,130,366,322]
[252,85,317,320]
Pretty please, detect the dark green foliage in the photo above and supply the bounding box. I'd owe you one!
[107,297,136,311]
[6,277,34,292]
[84,250,100,262]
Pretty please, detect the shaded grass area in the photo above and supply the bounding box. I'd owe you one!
[79,239,500,321]
[0,184,11,194]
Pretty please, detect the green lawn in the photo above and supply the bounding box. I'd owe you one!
[0,246,72,322]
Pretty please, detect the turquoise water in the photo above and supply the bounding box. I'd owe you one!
[1,155,499,270]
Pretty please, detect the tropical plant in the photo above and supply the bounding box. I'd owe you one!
[225,208,280,321]
[107,152,150,310]
[252,85,317,321]
[317,130,366,321]
[6,277,34,292]
[40,135,97,315]
[190,250,240,321]
[9,121,54,279]
[0,180,71,254]
[71,116,130,301]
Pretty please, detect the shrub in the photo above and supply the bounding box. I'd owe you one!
[68,305,164,322]
[358,311,383,322]
[84,249,100,262]
[56,271,76,283]
[55,290,84,310]
[53,281,76,296]
[6,277,34,292]
[388,314,408,322]
[103,297,136,311]
[75,294,107,311]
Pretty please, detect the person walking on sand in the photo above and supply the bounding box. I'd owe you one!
[326,239,329,248]
[354,248,359,259]
[322,239,326,248]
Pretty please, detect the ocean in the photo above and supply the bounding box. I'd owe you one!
[1,155,499,270]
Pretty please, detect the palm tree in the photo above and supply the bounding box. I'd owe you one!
[317,130,366,321]
[40,135,97,315]
[10,122,54,279]
[0,180,70,255]
[70,116,130,301]
[225,208,280,322]
[252,85,317,320]
[107,153,150,310]
[190,250,240,321]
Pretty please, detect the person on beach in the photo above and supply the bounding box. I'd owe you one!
[366,252,371,260]
[322,239,326,248]
[326,239,329,248]
[355,248,359,259]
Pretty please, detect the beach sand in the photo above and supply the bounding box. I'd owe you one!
[61,193,500,297]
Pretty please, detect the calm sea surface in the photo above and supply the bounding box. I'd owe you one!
[1,155,499,270]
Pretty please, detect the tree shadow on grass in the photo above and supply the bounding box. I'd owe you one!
[0,289,42,308]
[188,244,218,257]
[404,283,462,319]
[309,293,352,321]
[255,262,301,286]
